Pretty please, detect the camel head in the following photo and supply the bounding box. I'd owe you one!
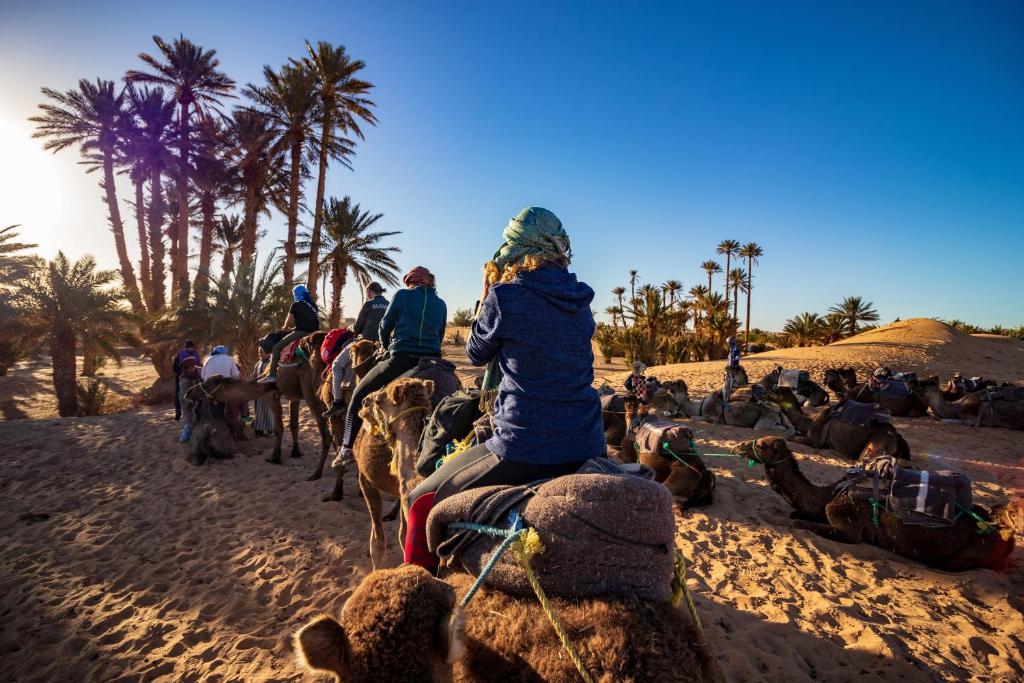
[724,364,748,386]
[360,378,434,485]
[184,375,265,404]
[350,339,380,377]
[733,436,793,467]
[823,367,855,394]
[295,564,459,683]
[660,379,692,416]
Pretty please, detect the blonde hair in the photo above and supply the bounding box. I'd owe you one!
[484,254,569,285]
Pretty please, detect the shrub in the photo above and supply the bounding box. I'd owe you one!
[450,308,474,327]
[76,378,108,416]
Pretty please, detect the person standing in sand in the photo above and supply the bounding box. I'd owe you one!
[251,347,275,437]
[172,341,201,421]
[402,207,604,569]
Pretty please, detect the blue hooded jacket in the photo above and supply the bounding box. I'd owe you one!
[467,266,604,464]
[379,286,447,356]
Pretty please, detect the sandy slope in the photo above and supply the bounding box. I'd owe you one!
[1,319,1023,681]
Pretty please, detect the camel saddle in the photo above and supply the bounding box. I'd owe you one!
[600,393,626,414]
[279,338,305,366]
[869,372,915,398]
[634,418,694,457]
[777,368,807,389]
[427,472,676,602]
[832,399,890,427]
[838,457,973,528]
[396,356,462,409]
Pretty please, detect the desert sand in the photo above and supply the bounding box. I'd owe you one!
[1,319,1022,681]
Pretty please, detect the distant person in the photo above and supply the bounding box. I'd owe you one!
[322,329,359,418]
[352,282,389,342]
[202,345,240,381]
[172,341,201,421]
[334,266,446,465]
[251,347,275,437]
[261,285,321,384]
[624,361,648,400]
[727,335,741,367]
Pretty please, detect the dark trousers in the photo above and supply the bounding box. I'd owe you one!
[341,352,429,448]
[407,443,586,507]
[173,373,182,420]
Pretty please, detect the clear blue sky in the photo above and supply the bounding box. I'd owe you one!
[2,1,1022,329]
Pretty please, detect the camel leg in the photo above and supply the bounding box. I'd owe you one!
[290,400,302,458]
[303,385,332,481]
[266,397,284,464]
[792,519,855,544]
[359,474,388,569]
[323,464,345,502]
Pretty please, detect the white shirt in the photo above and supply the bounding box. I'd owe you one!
[201,353,241,380]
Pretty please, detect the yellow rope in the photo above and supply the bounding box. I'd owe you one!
[670,549,703,637]
[439,432,476,468]
[512,529,595,683]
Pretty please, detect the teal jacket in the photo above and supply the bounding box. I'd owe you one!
[379,286,447,356]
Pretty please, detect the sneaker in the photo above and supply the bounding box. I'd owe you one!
[179,423,193,443]
[258,375,277,384]
[331,446,354,469]
[322,401,345,418]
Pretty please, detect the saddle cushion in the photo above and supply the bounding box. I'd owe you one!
[428,473,675,602]
[840,460,972,527]
[397,357,462,409]
[635,419,694,457]
[778,368,803,389]
[834,399,890,427]
[279,338,303,365]
[600,393,626,414]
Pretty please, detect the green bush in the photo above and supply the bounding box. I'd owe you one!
[76,378,109,416]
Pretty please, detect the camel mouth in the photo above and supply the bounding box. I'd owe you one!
[731,441,755,459]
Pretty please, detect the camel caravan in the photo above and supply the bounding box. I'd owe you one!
[172,209,1023,681]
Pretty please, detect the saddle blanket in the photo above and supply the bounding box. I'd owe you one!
[428,473,676,601]
[600,393,626,413]
[840,458,972,527]
[834,399,890,427]
[279,338,303,365]
[778,368,804,389]
[635,418,694,455]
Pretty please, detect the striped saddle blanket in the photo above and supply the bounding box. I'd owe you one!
[839,457,973,527]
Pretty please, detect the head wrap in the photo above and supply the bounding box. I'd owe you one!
[292,284,312,304]
[631,361,647,374]
[403,266,435,288]
[491,207,571,270]
[211,345,228,356]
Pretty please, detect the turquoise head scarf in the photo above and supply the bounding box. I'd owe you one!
[491,207,571,270]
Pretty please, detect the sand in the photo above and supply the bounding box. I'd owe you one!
[1,319,1022,681]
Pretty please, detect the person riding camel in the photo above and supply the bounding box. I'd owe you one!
[322,329,359,418]
[260,285,321,384]
[333,266,447,464]
[353,281,389,342]
[173,340,201,421]
[624,360,653,402]
[403,206,604,569]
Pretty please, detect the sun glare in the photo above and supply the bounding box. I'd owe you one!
[0,116,67,251]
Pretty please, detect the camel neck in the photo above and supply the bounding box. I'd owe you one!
[921,387,957,418]
[764,458,833,521]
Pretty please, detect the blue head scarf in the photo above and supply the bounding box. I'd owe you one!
[293,284,318,312]
[211,345,228,355]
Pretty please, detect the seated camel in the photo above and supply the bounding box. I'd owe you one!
[295,563,722,683]
[618,396,715,508]
[735,437,1021,571]
[912,378,1024,431]
[767,388,911,465]
[757,365,829,407]
[687,387,794,433]
[823,367,929,417]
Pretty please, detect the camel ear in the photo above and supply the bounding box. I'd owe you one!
[386,381,406,406]
[294,615,349,679]
[422,379,435,399]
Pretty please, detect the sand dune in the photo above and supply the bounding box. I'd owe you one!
[1,319,1022,681]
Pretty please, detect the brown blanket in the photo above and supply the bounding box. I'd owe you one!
[427,473,676,602]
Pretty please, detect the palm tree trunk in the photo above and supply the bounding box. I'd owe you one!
[221,245,235,284]
[732,282,739,319]
[148,169,166,311]
[284,135,303,288]
[102,154,145,316]
[81,339,97,377]
[239,169,259,265]
[707,273,712,291]
[175,100,191,304]
[329,259,345,328]
[744,260,753,352]
[306,108,333,302]
[51,321,77,417]
[723,253,731,309]
[133,176,152,303]
[194,190,216,293]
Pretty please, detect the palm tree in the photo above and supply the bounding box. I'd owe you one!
[688,284,709,334]
[304,41,377,301]
[297,196,401,327]
[612,286,627,325]
[227,108,285,265]
[190,114,234,295]
[828,296,880,336]
[738,242,764,351]
[662,279,682,310]
[0,225,37,285]
[121,84,176,310]
[819,313,848,344]
[716,240,740,308]
[784,312,824,347]
[699,260,722,291]
[17,253,130,416]
[0,226,38,376]
[126,35,236,303]
[245,62,318,288]
[30,79,145,315]
[605,305,624,331]
[212,214,245,285]
[728,267,747,319]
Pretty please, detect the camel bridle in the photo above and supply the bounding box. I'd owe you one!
[368,402,429,451]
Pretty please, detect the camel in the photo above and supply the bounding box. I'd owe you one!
[188,333,334,479]
[757,365,829,407]
[618,396,715,508]
[320,339,379,501]
[913,380,1024,431]
[686,387,794,433]
[602,379,693,449]
[295,563,722,683]
[766,388,912,465]
[734,437,1020,571]
[822,367,929,417]
[352,377,435,569]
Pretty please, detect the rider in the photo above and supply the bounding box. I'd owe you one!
[727,335,741,367]
[173,340,201,421]
[624,360,650,401]
[260,285,320,384]
[201,345,240,380]
[352,281,389,342]
[322,329,359,418]
[334,266,447,464]
[403,207,603,569]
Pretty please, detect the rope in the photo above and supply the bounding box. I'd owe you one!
[670,550,704,637]
[954,502,997,536]
[660,442,703,475]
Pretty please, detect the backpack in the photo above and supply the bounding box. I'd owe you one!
[321,327,354,365]
[415,390,483,477]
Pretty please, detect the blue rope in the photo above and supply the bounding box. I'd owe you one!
[449,515,525,608]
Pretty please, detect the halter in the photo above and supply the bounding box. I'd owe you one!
[746,439,790,467]
[369,403,429,449]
